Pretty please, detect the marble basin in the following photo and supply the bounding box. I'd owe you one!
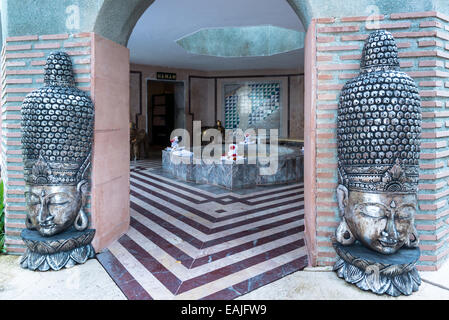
[162,144,303,190]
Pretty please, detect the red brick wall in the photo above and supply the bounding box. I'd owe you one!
[313,11,449,271]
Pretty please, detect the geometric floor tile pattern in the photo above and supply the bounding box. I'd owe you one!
[97,160,307,300]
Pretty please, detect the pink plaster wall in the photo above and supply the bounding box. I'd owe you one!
[289,75,305,140]
[190,77,215,127]
[303,20,318,266]
[90,33,131,252]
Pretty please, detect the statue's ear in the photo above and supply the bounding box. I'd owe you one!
[76,180,89,202]
[336,184,349,217]
[335,185,355,245]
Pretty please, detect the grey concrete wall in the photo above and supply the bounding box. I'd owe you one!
[1,0,102,41]
[287,0,449,29]
[3,0,449,47]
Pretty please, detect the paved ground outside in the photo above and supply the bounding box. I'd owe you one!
[0,255,126,300]
[1,254,448,300]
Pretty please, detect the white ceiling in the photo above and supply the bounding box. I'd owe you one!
[127,0,304,71]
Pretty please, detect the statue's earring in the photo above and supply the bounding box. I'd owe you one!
[406,225,419,248]
[25,215,35,230]
[74,209,89,231]
[336,219,356,245]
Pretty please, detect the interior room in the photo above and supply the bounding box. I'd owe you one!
[128,0,305,158]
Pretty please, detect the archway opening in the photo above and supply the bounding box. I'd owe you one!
[96,0,311,300]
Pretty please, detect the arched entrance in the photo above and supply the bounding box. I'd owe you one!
[90,0,318,267]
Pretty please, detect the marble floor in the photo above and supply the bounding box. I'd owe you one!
[97,159,307,300]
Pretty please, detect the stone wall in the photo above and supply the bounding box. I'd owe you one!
[313,11,449,271]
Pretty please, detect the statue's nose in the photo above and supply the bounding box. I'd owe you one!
[37,200,53,224]
[382,212,399,240]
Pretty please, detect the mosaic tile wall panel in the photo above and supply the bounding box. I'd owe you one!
[224,82,281,130]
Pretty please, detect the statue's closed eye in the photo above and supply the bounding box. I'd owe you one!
[396,206,415,220]
[356,204,386,219]
[48,192,74,206]
[25,192,40,206]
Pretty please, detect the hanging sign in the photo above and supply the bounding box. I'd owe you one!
[156,72,177,80]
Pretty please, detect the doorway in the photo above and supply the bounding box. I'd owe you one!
[146,79,185,156]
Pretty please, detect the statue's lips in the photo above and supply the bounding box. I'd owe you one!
[378,238,399,247]
[39,222,55,230]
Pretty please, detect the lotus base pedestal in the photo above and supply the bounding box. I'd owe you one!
[333,240,421,296]
[20,228,96,271]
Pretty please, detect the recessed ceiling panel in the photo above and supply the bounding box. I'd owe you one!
[128,0,304,71]
[176,26,305,57]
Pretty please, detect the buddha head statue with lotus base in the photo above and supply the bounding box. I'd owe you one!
[335,30,422,255]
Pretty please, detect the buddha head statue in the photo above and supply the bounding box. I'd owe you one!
[21,51,94,237]
[335,30,422,254]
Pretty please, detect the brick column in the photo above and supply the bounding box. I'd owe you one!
[312,11,449,270]
[0,33,92,254]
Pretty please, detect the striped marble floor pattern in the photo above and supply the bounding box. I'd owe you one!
[97,160,307,300]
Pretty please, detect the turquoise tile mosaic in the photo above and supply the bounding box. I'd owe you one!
[224,82,281,130]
